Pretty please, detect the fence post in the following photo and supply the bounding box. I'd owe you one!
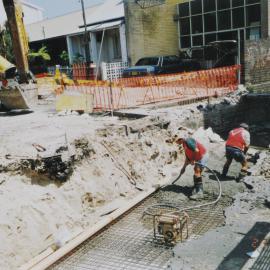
[109,78,114,117]
[101,62,107,81]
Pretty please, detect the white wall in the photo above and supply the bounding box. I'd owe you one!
[0,1,43,26]
[67,26,128,65]
[22,3,44,25]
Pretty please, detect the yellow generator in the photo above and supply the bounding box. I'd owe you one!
[154,212,189,245]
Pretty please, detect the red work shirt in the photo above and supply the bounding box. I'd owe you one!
[183,140,206,162]
[226,127,248,151]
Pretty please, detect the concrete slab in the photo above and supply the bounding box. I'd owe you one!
[56,92,94,113]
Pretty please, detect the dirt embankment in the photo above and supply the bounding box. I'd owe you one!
[1,89,268,269]
[0,111,191,269]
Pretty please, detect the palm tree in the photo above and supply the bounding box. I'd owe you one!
[28,46,51,62]
[28,46,51,74]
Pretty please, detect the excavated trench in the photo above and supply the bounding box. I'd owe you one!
[203,94,270,148]
[6,91,267,270]
[44,94,270,270]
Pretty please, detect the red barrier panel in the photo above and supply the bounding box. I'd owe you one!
[64,65,240,112]
[72,63,96,80]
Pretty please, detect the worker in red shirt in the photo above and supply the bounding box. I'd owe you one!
[222,123,250,177]
[175,137,208,200]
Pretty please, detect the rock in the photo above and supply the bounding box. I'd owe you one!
[264,198,270,208]
[150,150,159,160]
[71,111,79,116]
[237,84,248,94]
[57,109,73,116]
[222,97,231,105]
[145,139,153,147]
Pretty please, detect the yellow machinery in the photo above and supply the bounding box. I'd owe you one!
[2,0,30,82]
[0,55,16,79]
[0,0,37,110]
[154,212,189,245]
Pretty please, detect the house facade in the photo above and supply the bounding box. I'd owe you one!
[26,0,127,66]
[25,0,270,83]
[0,0,44,26]
[21,0,44,25]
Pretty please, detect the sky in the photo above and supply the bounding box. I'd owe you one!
[0,0,103,25]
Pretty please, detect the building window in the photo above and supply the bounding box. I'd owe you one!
[178,0,261,49]
[179,1,189,17]
[204,0,216,12]
[246,4,261,27]
[205,33,216,44]
[180,18,190,35]
[192,35,203,46]
[204,12,216,32]
[246,27,261,40]
[181,36,191,48]
[191,0,202,15]
[246,0,260,4]
[218,10,231,30]
[217,0,230,10]
[218,31,237,41]
[232,8,244,28]
[232,0,244,7]
[192,15,203,34]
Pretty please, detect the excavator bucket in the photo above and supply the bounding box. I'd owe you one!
[0,55,16,78]
[0,83,38,110]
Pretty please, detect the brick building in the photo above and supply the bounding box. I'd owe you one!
[124,0,270,68]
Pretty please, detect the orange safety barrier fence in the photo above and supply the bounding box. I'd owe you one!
[62,65,240,112]
[72,63,96,80]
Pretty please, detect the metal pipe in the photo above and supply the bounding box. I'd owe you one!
[95,29,105,80]
[80,0,91,79]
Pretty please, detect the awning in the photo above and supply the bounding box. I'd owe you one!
[87,20,123,32]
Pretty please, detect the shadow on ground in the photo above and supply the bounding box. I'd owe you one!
[0,110,33,116]
[161,185,193,197]
[217,222,270,270]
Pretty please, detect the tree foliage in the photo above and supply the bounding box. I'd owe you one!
[59,50,69,65]
[0,22,15,63]
[28,46,51,62]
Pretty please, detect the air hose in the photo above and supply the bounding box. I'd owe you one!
[143,163,222,217]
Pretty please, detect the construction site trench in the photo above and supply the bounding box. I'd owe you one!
[0,89,270,270]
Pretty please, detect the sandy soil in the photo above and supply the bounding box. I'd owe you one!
[0,105,197,269]
[0,89,269,269]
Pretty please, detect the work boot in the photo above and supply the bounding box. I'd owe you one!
[237,170,248,182]
[190,183,204,200]
[222,165,229,178]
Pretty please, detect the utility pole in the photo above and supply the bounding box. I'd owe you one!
[80,0,91,79]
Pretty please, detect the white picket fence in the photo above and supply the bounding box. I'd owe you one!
[101,61,129,81]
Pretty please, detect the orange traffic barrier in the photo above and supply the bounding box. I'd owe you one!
[61,65,240,112]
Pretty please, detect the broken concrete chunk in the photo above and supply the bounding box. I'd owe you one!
[144,139,153,147]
